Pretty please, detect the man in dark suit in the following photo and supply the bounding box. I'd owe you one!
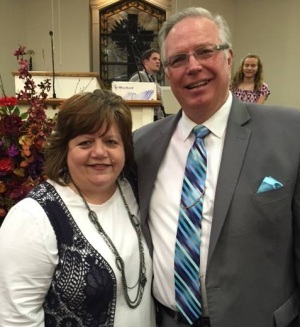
[133,6,300,327]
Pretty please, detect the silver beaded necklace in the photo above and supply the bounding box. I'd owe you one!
[71,178,147,308]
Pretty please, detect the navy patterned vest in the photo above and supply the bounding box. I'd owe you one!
[28,182,116,326]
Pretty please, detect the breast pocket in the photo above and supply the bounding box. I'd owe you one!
[251,181,293,223]
[252,181,292,205]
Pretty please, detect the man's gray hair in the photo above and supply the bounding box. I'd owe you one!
[158,7,232,63]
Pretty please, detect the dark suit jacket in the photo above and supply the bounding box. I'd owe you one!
[133,96,300,327]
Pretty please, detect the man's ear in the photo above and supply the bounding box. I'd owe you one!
[227,49,234,67]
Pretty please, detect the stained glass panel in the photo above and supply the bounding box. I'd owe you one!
[99,0,166,88]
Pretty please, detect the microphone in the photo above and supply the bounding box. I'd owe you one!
[127,33,151,82]
[127,33,142,81]
[128,34,137,44]
[49,30,56,98]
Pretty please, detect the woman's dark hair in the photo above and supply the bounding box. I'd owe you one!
[44,89,134,185]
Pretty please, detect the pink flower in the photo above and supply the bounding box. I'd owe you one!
[13,45,26,60]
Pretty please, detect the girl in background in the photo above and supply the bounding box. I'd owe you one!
[230,54,270,104]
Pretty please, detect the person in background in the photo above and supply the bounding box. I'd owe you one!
[133,6,300,327]
[129,48,161,83]
[230,54,270,104]
[130,48,165,120]
[0,90,155,327]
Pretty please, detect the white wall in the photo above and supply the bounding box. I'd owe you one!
[0,0,26,96]
[25,0,90,73]
[0,0,90,97]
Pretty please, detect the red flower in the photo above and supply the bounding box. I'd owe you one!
[0,157,14,174]
[0,97,18,107]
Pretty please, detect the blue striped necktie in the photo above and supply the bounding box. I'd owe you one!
[174,125,210,325]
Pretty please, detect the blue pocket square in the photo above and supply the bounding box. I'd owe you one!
[257,176,283,193]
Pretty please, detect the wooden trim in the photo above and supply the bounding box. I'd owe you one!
[12,71,100,78]
[125,100,161,107]
[18,98,161,108]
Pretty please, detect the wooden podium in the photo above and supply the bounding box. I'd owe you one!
[13,71,159,130]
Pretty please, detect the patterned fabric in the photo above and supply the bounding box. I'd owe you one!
[28,182,116,327]
[174,125,210,325]
[230,82,270,103]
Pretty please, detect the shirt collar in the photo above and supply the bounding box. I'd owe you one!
[179,92,232,141]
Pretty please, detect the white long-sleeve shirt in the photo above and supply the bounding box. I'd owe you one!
[0,179,155,327]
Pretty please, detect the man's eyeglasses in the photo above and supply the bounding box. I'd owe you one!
[163,43,230,68]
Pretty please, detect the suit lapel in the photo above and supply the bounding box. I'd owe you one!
[207,99,251,265]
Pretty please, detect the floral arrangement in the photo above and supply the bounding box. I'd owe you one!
[0,46,55,223]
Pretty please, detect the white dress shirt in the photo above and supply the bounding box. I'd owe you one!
[149,93,232,316]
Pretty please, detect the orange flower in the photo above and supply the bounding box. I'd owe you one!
[0,181,7,193]
[27,123,43,139]
[19,135,32,157]
[20,155,34,168]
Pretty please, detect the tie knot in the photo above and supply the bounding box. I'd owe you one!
[192,125,210,139]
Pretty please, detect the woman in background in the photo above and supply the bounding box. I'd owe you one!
[230,54,270,104]
[0,90,155,326]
